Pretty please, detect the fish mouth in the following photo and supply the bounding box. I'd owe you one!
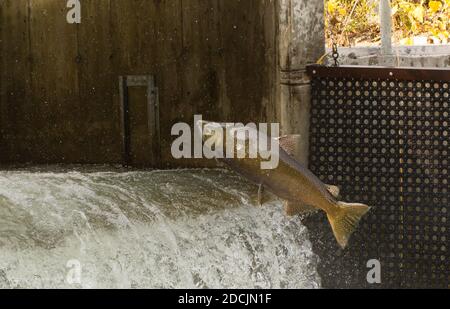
[196,120,217,145]
[196,120,226,139]
[196,120,210,132]
[196,120,211,141]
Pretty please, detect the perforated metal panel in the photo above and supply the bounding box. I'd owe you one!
[306,65,449,289]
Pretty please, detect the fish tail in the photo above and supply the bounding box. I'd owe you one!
[326,202,371,249]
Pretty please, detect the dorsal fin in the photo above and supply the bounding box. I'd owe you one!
[326,184,341,198]
[278,135,302,157]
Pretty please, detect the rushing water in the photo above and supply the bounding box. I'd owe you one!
[0,167,320,289]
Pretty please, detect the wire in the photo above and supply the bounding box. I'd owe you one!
[316,51,331,65]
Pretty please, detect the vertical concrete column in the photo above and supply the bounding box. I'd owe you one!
[278,0,325,165]
[380,0,393,57]
[379,0,395,66]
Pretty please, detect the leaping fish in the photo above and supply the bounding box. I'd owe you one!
[197,120,371,249]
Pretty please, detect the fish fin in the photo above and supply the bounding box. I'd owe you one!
[256,184,273,206]
[257,184,264,206]
[215,159,227,168]
[327,202,371,249]
[278,135,302,157]
[326,184,340,198]
[284,201,317,216]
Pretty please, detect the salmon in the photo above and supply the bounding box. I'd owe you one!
[197,120,371,249]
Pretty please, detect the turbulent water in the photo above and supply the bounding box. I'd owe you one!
[0,167,321,289]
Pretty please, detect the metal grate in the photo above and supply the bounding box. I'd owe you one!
[306,65,449,289]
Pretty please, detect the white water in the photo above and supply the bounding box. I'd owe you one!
[0,167,321,289]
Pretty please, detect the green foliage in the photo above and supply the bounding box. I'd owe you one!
[326,0,450,46]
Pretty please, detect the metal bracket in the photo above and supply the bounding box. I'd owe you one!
[119,75,160,167]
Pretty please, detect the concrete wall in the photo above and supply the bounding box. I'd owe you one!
[0,0,278,167]
[278,0,325,165]
[327,45,450,67]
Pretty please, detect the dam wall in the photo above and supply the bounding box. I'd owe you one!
[0,0,279,167]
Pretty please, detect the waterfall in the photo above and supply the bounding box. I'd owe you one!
[0,167,320,288]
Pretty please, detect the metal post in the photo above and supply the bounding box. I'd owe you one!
[119,76,131,167]
[119,75,160,167]
[380,0,393,56]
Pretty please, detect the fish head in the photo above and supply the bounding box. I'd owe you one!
[197,120,261,156]
[196,120,280,169]
[197,120,257,152]
[196,120,228,149]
